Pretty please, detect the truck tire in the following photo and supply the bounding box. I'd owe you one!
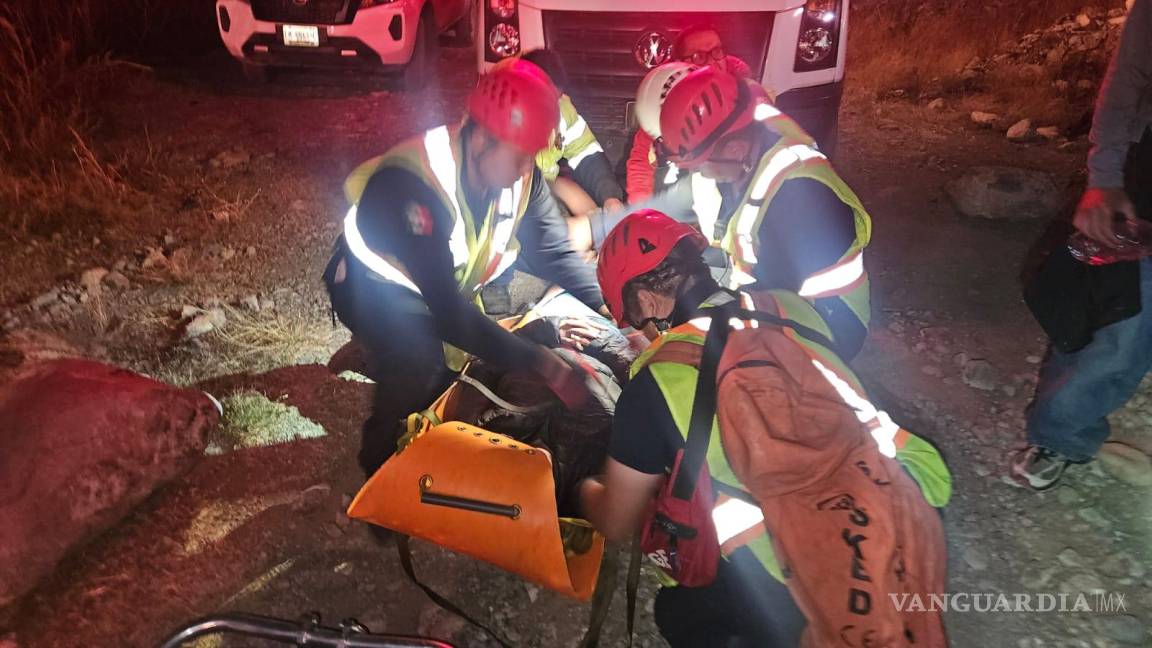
[401,11,436,90]
[445,0,475,47]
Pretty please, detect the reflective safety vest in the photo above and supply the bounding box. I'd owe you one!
[341,124,532,300]
[630,289,952,585]
[718,106,873,329]
[536,94,604,182]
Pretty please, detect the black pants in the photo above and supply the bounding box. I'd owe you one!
[654,549,806,647]
[329,271,455,476]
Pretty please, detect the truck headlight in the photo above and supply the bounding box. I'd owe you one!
[489,0,516,19]
[794,0,841,72]
[488,23,520,58]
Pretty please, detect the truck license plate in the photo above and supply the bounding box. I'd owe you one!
[282,25,320,47]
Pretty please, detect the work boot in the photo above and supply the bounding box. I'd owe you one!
[1010,444,1071,491]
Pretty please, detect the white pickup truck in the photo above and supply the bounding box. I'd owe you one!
[476,0,848,153]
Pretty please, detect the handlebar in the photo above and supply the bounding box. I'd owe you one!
[157,613,455,648]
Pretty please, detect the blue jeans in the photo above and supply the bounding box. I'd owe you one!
[1027,258,1152,461]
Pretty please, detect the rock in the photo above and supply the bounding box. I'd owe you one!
[205,308,228,330]
[1061,572,1105,595]
[0,360,217,607]
[927,98,945,111]
[1055,485,1081,505]
[1057,548,1084,568]
[103,271,131,291]
[971,111,1000,126]
[295,483,332,512]
[921,365,942,377]
[141,247,168,270]
[1007,118,1034,141]
[962,359,1000,391]
[524,583,540,604]
[1097,442,1152,486]
[945,166,1062,221]
[333,561,355,576]
[1036,126,1061,140]
[183,314,216,339]
[180,304,201,319]
[1100,552,1146,580]
[1026,355,1042,364]
[974,464,992,477]
[291,199,307,211]
[1092,615,1147,644]
[1076,14,1092,28]
[163,233,177,246]
[1053,79,1070,93]
[221,247,236,261]
[80,268,109,293]
[1077,506,1110,528]
[30,289,60,310]
[209,149,251,169]
[962,546,989,571]
[240,294,261,312]
[246,246,257,257]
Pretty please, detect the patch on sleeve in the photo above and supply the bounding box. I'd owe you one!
[404,201,434,236]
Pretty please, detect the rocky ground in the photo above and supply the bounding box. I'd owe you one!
[2,9,1152,648]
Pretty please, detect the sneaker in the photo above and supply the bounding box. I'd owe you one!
[1010,445,1070,491]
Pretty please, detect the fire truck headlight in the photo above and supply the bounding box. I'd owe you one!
[797,27,833,64]
[488,22,520,58]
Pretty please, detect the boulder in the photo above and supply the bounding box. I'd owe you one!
[1007,118,1034,141]
[945,166,1063,220]
[0,359,218,608]
[1097,442,1152,486]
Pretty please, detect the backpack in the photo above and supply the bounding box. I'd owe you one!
[708,303,949,647]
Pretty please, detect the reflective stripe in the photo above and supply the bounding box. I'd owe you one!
[732,203,761,265]
[798,251,866,298]
[754,102,783,121]
[567,141,604,168]
[712,497,765,545]
[563,114,589,142]
[692,174,723,242]
[343,207,422,295]
[663,163,680,186]
[749,144,826,201]
[810,357,899,458]
[423,126,470,266]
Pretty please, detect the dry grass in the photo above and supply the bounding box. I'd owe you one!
[847,0,1117,121]
[212,306,336,369]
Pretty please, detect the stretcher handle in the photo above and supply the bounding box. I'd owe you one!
[418,474,521,519]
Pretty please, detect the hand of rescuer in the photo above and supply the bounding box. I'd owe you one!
[1074,187,1139,248]
[532,345,595,410]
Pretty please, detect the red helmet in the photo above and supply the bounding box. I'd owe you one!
[468,59,561,154]
[659,67,756,169]
[597,209,708,323]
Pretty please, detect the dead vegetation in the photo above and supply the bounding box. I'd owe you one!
[848,0,1125,127]
[209,306,337,371]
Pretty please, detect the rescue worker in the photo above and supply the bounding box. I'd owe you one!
[519,49,625,255]
[580,210,949,647]
[625,25,752,203]
[324,60,606,478]
[658,66,872,360]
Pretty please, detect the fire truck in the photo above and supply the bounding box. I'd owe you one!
[476,0,847,152]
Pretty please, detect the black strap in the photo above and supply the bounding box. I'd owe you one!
[670,303,733,500]
[578,546,618,648]
[624,539,643,646]
[396,535,511,648]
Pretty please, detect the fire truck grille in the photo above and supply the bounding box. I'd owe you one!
[542,10,775,135]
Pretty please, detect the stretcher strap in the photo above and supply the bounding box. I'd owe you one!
[456,374,553,415]
[396,535,511,648]
[578,547,617,648]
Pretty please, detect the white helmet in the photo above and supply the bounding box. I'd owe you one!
[635,62,699,138]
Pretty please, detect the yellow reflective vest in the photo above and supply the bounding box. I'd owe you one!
[535,94,604,182]
[341,124,534,370]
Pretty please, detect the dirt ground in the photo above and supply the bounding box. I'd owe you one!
[2,40,1150,648]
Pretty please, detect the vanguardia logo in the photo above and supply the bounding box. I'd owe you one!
[890,592,1128,613]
